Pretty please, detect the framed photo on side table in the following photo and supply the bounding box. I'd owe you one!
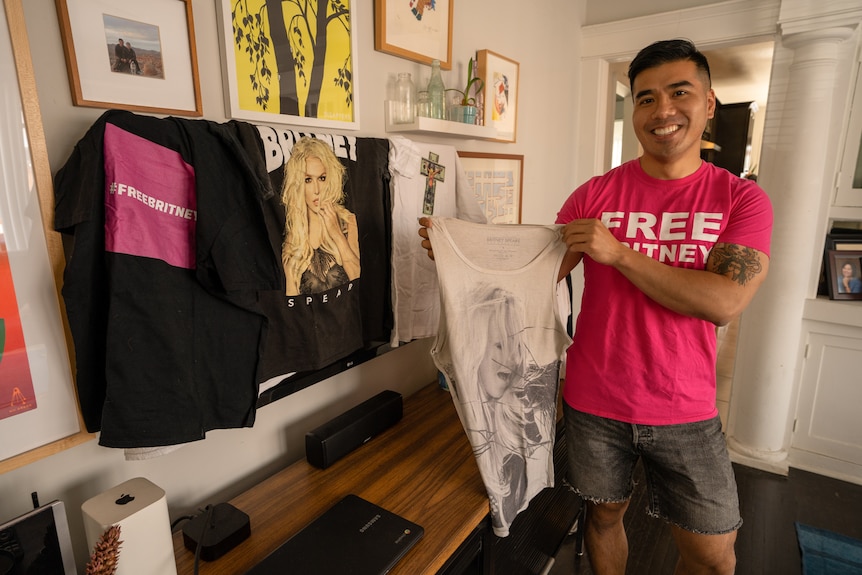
[374,0,452,68]
[819,230,862,295]
[55,0,201,116]
[827,250,862,300]
[216,0,359,129]
[458,152,523,224]
[477,50,519,143]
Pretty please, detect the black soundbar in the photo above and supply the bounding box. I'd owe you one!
[305,390,403,469]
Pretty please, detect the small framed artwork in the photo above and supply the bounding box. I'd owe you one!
[477,50,519,143]
[458,152,523,224]
[827,250,862,300]
[55,0,202,116]
[818,230,862,295]
[217,0,359,130]
[374,0,453,69]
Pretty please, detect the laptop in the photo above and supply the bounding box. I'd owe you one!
[0,500,77,575]
[245,494,424,575]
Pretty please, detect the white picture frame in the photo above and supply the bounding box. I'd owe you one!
[216,0,360,130]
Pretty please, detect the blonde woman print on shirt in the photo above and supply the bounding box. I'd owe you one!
[449,287,559,535]
[281,137,360,296]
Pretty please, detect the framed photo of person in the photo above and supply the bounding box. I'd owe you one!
[55,0,202,116]
[477,50,519,143]
[827,250,862,300]
[374,0,453,69]
[818,230,862,295]
[457,152,523,224]
[216,0,360,129]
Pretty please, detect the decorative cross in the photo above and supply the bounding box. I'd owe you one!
[420,152,445,215]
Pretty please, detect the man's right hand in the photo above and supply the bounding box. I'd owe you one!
[418,217,434,260]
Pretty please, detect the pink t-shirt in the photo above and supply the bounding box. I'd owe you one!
[556,159,772,425]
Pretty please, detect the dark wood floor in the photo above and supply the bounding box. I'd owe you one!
[548,461,862,575]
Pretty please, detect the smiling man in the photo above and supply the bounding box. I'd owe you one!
[555,39,773,574]
[418,38,773,575]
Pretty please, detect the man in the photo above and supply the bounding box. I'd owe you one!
[114,38,130,73]
[420,39,772,574]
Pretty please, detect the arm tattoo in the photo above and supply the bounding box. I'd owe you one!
[709,244,763,286]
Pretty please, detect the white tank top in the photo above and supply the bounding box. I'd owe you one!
[427,217,571,537]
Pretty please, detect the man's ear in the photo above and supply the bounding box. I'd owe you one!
[706,88,717,119]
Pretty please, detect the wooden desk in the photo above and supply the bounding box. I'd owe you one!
[172,383,489,574]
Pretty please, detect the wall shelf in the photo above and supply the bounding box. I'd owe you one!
[803,297,862,328]
[384,102,498,140]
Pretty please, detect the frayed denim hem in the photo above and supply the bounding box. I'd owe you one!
[645,508,743,536]
[562,476,633,505]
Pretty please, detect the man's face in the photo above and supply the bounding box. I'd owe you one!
[631,59,715,171]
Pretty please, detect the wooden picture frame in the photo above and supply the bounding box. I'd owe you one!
[1,0,92,474]
[827,250,862,300]
[374,0,453,69]
[55,0,202,116]
[458,152,523,224]
[477,49,519,143]
[217,0,360,130]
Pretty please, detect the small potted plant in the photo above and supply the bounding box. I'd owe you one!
[446,57,484,124]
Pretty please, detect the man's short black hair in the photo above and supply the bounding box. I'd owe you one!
[628,39,711,92]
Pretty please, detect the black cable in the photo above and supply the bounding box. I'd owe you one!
[171,515,196,530]
[193,505,214,575]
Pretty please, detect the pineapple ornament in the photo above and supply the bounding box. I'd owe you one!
[86,524,122,575]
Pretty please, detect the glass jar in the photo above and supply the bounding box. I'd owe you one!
[393,72,415,124]
[416,91,432,118]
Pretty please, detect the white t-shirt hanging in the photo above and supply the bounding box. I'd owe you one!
[388,136,485,347]
[426,217,571,537]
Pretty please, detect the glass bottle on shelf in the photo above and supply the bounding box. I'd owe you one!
[427,59,446,120]
[393,72,415,124]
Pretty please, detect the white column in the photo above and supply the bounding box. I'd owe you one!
[726,27,855,471]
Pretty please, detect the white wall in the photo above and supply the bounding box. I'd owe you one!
[2,0,584,570]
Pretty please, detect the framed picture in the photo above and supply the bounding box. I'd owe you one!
[827,250,862,300]
[2,0,91,473]
[477,50,519,143]
[458,152,523,224]
[217,0,359,130]
[55,0,202,116]
[374,0,453,69]
[818,230,862,295]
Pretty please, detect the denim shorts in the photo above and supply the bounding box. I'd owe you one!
[564,403,742,535]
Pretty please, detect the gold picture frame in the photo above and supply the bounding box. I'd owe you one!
[477,49,519,143]
[458,151,523,224]
[55,0,202,116]
[1,0,92,474]
[374,0,453,69]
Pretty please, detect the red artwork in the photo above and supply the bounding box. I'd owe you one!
[0,224,37,420]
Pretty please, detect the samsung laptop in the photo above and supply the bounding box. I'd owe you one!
[245,494,424,575]
[0,499,77,574]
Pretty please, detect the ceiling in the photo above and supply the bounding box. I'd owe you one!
[610,41,775,110]
[703,42,774,109]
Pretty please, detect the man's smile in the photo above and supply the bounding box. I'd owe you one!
[653,125,681,136]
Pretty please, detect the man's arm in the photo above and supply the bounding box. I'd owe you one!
[561,218,769,326]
